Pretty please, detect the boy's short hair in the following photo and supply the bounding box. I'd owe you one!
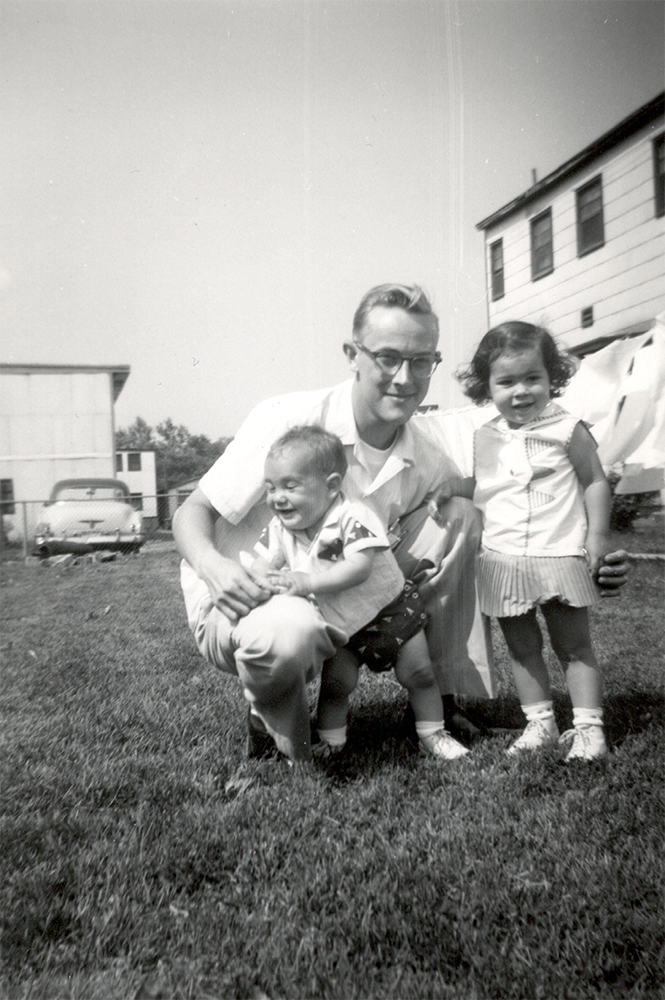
[267,425,348,479]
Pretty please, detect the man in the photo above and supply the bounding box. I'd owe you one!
[174,284,627,761]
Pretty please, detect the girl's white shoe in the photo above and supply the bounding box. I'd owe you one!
[419,729,469,760]
[507,717,560,755]
[559,725,608,761]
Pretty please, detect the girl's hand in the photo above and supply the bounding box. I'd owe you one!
[584,532,612,580]
[266,570,312,597]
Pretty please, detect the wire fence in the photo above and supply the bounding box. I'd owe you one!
[0,492,186,561]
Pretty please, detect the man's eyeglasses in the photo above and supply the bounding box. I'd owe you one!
[353,340,442,380]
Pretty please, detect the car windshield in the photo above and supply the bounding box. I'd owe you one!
[56,486,128,502]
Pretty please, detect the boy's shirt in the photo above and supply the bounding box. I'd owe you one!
[254,495,405,639]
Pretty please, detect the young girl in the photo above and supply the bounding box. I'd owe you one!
[430,321,611,761]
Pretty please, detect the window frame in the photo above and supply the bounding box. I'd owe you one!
[0,478,15,514]
[530,208,554,281]
[576,175,605,257]
[489,239,504,300]
[127,452,142,472]
[653,133,665,217]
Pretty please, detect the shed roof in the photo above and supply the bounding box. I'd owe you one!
[0,363,130,401]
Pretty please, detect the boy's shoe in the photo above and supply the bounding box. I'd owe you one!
[419,729,469,760]
[311,740,346,761]
[506,718,559,756]
[559,725,608,762]
[246,707,276,759]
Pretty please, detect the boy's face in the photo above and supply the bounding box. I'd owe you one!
[264,446,339,537]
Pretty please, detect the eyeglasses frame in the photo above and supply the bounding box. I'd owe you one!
[352,339,442,379]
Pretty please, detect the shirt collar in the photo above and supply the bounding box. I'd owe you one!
[326,379,415,468]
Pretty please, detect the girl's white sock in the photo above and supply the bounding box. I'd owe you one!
[572,707,604,727]
[415,720,445,739]
[317,726,347,748]
[522,700,555,722]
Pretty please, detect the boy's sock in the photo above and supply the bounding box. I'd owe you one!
[317,726,347,748]
[415,720,445,739]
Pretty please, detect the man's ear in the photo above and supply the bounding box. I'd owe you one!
[326,472,342,496]
[343,340,359,373]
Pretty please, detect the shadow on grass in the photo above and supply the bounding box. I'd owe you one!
[318,684,664,784]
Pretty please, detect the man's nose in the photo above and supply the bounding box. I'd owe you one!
[391,359,415,386]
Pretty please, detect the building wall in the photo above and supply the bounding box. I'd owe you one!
[0,370,116,538]
[484,118,665,350]
[116,450,158,519]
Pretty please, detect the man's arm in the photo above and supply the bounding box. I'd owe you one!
[173,487,274,622]
[427,477,476,524]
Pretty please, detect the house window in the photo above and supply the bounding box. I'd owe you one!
[0,479,15,514]
[130,492,144,511]
[116,453,123,472]
[490,239,504,300]
[530,209,553,280]
[654,133,665,217]
[576,176,604,256]
[581,306,594,329]
[128,452,141,472]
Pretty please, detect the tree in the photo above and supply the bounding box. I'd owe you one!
[115,418,231,494]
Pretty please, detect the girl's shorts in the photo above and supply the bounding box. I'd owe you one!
[346,579,429,673]
[478,548,600,618]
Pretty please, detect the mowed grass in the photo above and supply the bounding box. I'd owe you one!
[1,541,663,1000]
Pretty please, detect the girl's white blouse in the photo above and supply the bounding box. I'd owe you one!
[473,403,589,557]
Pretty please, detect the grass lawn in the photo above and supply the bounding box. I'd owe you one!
[1,539,663,1000]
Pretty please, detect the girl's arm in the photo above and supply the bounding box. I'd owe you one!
[268,549,376,598]
[568,422,612,576]
[428,477,476,525]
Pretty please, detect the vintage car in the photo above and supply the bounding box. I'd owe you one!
[33,478,145,557]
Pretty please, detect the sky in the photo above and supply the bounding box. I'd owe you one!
[1,0,663,440]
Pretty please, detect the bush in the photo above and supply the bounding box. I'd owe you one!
[608,472,661,532]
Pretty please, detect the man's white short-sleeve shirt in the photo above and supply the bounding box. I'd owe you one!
[199,379,459,539]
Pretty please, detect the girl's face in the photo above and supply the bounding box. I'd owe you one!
[488,346,551,428]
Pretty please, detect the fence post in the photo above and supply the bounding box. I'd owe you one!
[22,501,29,560]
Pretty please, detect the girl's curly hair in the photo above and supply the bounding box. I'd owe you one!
[456,321,578,404]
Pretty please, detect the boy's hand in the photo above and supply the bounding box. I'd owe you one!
[267,570,312,597]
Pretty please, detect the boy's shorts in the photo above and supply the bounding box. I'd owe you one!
[346,579,429,673]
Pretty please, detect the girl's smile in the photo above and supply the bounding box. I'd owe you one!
[488,347,551,428]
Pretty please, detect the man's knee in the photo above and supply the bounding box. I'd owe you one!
[235,595,327,665]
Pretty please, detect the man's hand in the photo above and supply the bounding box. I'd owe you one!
[199,548,277,622]
[596,549,630,597]
[427,485,453,526]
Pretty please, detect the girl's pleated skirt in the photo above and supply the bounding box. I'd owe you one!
[478,547,600,618]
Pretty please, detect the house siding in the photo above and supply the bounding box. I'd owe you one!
[483,115,665,352]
